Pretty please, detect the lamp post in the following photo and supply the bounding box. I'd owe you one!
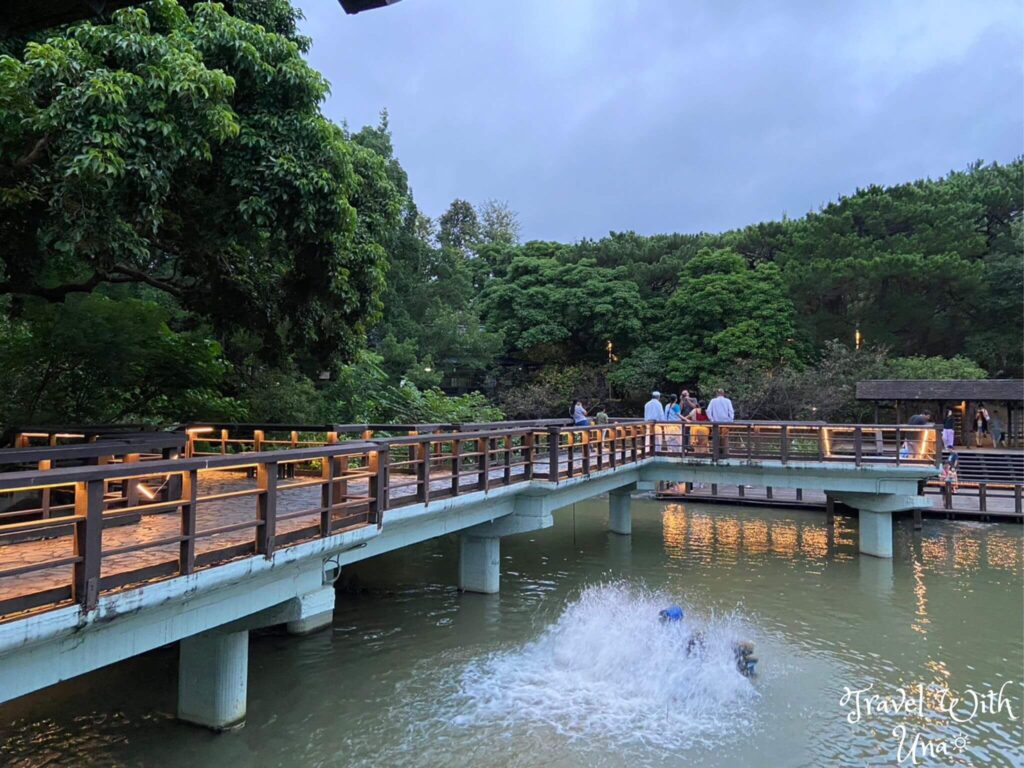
[605,341,616,402]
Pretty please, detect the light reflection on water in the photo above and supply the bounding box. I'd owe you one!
[0,499,1020,768]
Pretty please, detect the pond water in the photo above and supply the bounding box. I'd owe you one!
[1,499,1021,767]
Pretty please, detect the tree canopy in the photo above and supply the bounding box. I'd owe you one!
[0,0,397,371]
[0,0,1019,429]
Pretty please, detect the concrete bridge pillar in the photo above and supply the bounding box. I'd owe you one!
[178,629,249,731]
[832,492,929,559]
[286,584,336,635]
[459,535,500,593]
[609,485,634,535]
[857,510,894,558]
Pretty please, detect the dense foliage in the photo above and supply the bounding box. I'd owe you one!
[0,0,1019,431]
[465,161,1022,417]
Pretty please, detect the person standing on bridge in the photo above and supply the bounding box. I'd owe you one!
[680,390,699,417]
[644,391,666,421]
[942,409,956,451]
[707,389,736,455]
[664,394,683,452]
[707,389,735,422]
[644,390,666,450]
[571,399,589,427]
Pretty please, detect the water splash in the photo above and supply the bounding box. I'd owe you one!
[450,582,759,752]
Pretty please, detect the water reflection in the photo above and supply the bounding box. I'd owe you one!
[911,556,930,635]
[917,525,1021,575]
[662,503,1022,577]
[661,503,833,563]
[858,555,894,595]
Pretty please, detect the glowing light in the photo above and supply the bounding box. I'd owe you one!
[54,433,85,439]
[855,327,862,350]
[186,426,215,434]
[137,483,157,500]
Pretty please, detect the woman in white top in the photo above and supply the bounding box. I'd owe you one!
[663,394,683,452]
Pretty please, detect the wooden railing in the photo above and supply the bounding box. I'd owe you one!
[644,421,942,467]
[0,420,940,622]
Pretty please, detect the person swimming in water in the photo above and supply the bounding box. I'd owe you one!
[659,605,758,677]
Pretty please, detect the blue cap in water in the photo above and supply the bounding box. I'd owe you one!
[659,605,684,622]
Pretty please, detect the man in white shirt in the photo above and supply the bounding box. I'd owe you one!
[644,390,666,451]
[707,389,735,422]
[644,391,665,422]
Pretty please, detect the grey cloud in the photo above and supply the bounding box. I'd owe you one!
[295,0,1023,241]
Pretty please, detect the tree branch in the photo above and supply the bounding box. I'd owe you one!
[14,135,51,169]
[110,263,186,297]
[0,267,180,302]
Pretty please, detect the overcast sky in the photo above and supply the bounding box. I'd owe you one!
[294,0,1023,243]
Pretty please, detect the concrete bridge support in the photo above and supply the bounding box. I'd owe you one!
[285,585,336,635]
[178,629,249,731]
[832,493,930,559]
[608,485,635,535]
[459,535,500,594]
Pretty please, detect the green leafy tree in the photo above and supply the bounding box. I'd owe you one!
[0,293,238,425]
[658,248,799,385]
[437,198,480,254]
[0,0,398,370]
[479,252,645,365]
[884,355,987,380]
[477,199,520,246]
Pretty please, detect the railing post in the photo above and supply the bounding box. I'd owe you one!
[369,446,389,525]
[780,425,789,464]
[630,427,638,463]
[854,426,863,467]
[711,425,721,462]
[451,438,462,496]
[1014,484,1021,516]
[38,459,52,517]
[647,424,656,456]
[253,429,264,453]
[979,483,987,513]
[73,479,104,611]
[320,454,336,537]
[220,429,228,455]
[416,442,430,503]
[503,435,513,484]
[548,427,560,481]
[256,461,277,557]
[162,445,182,499]
[524,432,535,480]
[180,469,198,574]
[122,453,141,508]
[934,425,943,468]
[746,424,753,460]
[582,429,591,475]
[818,426,825,462]
[477,436,490,491]
[566,431,575,478]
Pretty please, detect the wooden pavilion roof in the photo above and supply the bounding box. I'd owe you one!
[856,380,1024,402]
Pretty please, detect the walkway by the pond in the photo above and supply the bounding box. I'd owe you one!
[660,483,1023,518]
